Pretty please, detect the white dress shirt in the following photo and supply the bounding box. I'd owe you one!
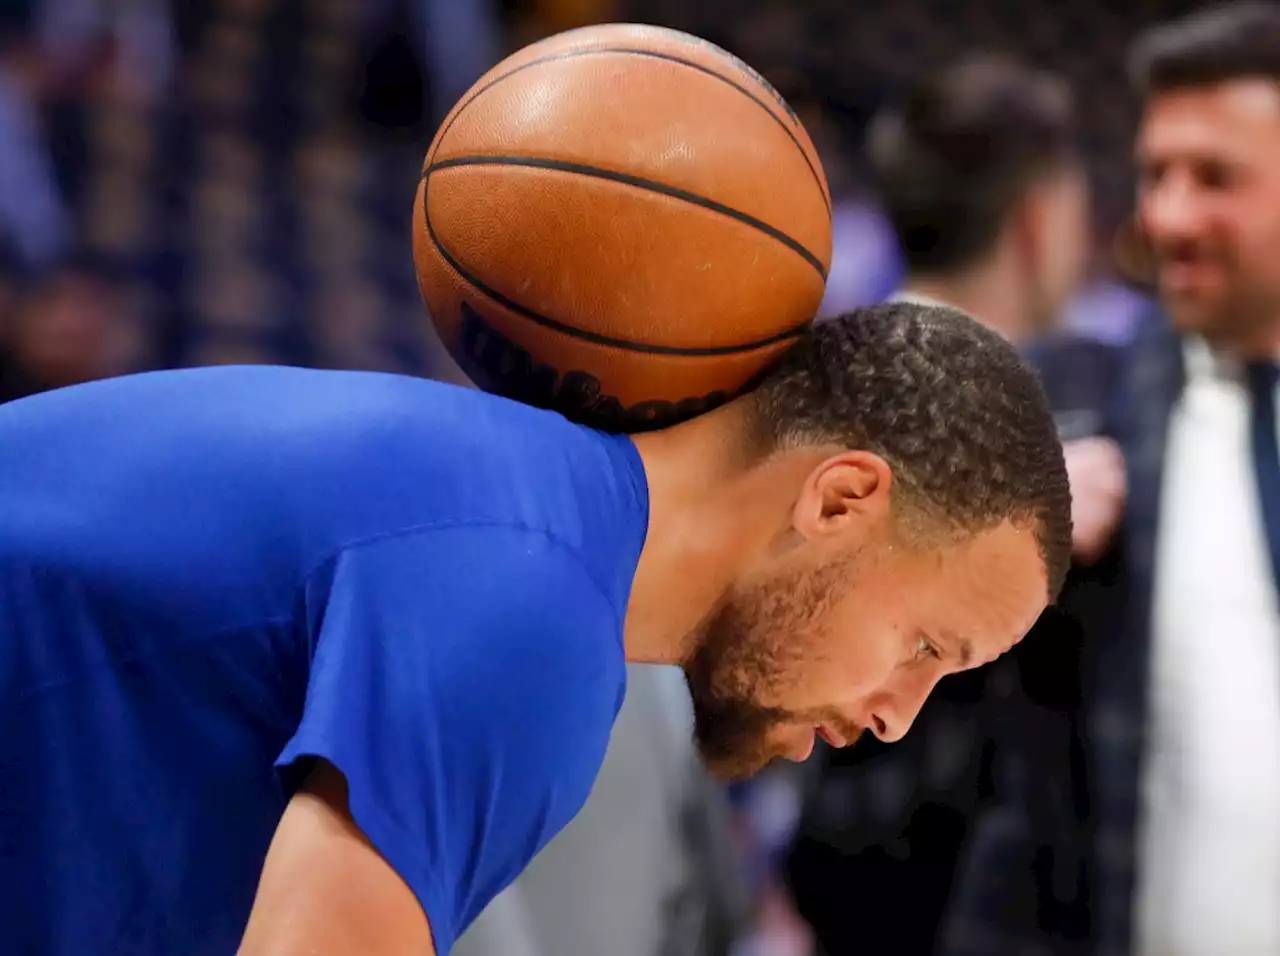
[1137,339,1280,956]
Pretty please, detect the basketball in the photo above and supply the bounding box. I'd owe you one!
[413,23,833,431]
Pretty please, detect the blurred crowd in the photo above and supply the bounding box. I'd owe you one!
[6,1,1280,955]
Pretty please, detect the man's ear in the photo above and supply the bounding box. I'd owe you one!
[1013,181,1051,277]
[791,450,894,541]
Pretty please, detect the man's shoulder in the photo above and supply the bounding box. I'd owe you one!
[410,526,628,802]
[331,522,630,703]
[279,371,649,608]
[334,520,626,622]
[312,521,630,778]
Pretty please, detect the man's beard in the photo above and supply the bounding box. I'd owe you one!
[680,557,850,781]
[683,612,794,781]
[1027,287,1062,338]
[1152,243,1280,348]
[1164,281,1280,353]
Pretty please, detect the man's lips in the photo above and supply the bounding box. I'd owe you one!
[816,725,847,748]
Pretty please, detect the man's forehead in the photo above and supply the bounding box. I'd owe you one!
[1140,80,1280,147]
[937,628,995,669]
[932,549,1047,666]
[947,627,1034,671]
[944,519,1044,564]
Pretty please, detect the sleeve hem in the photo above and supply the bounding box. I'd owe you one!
[274,743,453,955]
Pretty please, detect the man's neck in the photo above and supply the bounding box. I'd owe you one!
[622,404,825,666]
[902,266,1032,345]
[1209,321,1280,363]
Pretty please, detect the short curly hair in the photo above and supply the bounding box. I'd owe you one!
[748,302,1072,601]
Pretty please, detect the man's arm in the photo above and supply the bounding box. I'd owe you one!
[239,760,436,956]
[244,527,621,955]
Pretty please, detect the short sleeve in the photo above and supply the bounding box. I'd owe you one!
[275,525,626,953]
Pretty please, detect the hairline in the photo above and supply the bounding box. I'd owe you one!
[742,413,1056,601]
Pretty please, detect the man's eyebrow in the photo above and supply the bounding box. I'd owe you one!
[939,629,975,667]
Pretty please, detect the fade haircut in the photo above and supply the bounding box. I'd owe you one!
[748,302,1072,601]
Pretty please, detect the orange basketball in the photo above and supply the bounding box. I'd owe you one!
[413,23,832,431]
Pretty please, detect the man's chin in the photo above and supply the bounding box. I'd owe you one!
[696,741,785,782]
[700,756,769,783]
[1161,291,1227,335]
[686,688,794,780]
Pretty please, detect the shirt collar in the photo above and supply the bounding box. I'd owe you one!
[1182,336,1246,385]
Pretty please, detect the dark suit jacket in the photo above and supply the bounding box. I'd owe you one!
[1081,313,1182,956]
[936,314,1181,956]
[786,330,1132,956]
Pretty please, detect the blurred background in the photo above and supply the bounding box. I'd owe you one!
[0,0,1167,402]
[3,1,1270,955]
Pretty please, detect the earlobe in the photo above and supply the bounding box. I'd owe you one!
[1016,190,1045,266]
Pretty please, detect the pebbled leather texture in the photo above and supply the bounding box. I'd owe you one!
[412,23,833,432]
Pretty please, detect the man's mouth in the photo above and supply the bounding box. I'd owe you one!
[816,724,846,748]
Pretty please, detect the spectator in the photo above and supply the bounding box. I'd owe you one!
[359,0,502,135]
[0,4,73,272]
[1091,6,1280,954]
[0,255,144,402]
[868,55,1090,342]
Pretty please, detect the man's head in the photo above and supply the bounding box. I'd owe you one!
[6,257,137,395]
[1130,2,1280,355]
[868,55,1089,335]
[681,303,1071,779]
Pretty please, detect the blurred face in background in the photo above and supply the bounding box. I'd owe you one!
[1020,162,1091,333]
[1136,78,1280,355]
[10,271,134,391]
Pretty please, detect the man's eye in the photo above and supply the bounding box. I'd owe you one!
[915,634,939,660]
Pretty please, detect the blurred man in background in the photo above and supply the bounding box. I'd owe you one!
[0,255,143,403]
[869,56,1124,565]
[868,56,1089,344]
[0,2,73,272]
[786,55,1122,956]
[1090,5,1280,954]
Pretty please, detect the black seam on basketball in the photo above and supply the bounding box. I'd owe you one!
[426,46,830,215]
[419,173,809,357]
[425,156,828,280]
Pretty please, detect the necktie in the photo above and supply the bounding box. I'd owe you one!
[1246,361,1280,592]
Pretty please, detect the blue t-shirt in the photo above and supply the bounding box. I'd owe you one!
[0,366,649,955]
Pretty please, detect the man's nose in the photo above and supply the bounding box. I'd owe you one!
[867,671,942,743]
[1142,174,1209,247]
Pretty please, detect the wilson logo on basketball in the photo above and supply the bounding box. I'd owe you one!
[412,23,831,432]
[457,303,730,431]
